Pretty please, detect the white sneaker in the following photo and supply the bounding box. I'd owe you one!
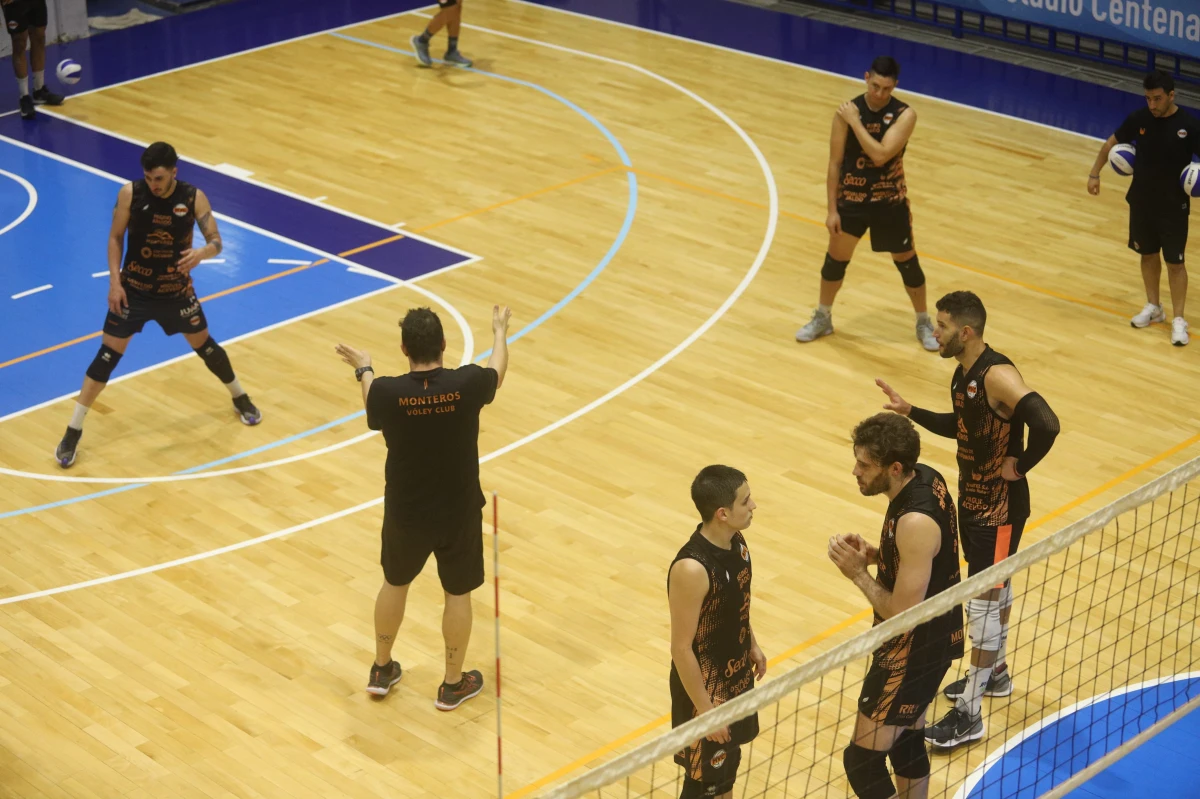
[1131,303,1166,328]
[795,309,833,342]
[1172,317,1189,346]
[916,317,938,351]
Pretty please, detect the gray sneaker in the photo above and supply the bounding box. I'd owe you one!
[443,49,473,68]
[925,705,985,749]
[795,309,833,342]
[411,34,432,67]
[916,317,938,351]
[943,665,1013,700]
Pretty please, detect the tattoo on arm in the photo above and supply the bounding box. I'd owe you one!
[198,211,223,254]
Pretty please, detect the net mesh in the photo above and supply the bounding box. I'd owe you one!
[540,457,1200,799]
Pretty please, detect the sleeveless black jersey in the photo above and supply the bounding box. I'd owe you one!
[952,346,1031,525]
[669,527,758,745]
[873,464,964,665]
[121,180,198,299]
[838,94,909,209]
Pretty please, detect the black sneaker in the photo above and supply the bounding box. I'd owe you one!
[32,87,64,106]
[925,705,985,749]
[435,669,484,711]
[943,665,1013,701]
[366,660,403,696]
[18,95,35,120]
[232,394,262,425]
[55,426,82,468]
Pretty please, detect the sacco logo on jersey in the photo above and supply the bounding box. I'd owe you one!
[966,379,978,399]
[173,203,188,217]
[709,750,727,769]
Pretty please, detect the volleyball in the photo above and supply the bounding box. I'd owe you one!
[1181,162,1200,198]
[55,59,82,86]
[1108,143,1135,176]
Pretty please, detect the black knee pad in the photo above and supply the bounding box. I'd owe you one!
[194,337,235,384]
[893,254,925,288]
[85,344,124,383]
[843,743,895,799]
[889,728,930,779]
[821,253,850,282]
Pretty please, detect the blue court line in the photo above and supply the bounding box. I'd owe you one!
[1,41,637,521]
[327,32,639,361]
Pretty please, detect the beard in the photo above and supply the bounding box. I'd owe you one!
[858,472,892,496]
[939,330,965,359]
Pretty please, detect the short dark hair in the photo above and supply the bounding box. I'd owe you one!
[400,307,445,363]
[141,142,178,172]
[870,56,900,80]
[853,414,920,475]
[936,290,987,335]
[1144,69,1175,95]
[691,465,747,524]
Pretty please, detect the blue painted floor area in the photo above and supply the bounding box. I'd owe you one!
[964,676,1200,799]
[0,137,399,418]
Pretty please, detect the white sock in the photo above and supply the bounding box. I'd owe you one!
[69,403,89,431]
[224,378,245,398]
[959,665,993,717]
[17,76,29,97]
[818,303,832,315]
[33,70,44,91]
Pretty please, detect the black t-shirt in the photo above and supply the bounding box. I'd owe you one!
[838,94,909,209]
[1114,107,1200,207]
[121,180,198,298]
[367,364,498,527]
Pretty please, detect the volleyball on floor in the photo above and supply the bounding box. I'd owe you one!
[55,59,82,85]
[1181,162,1200,197]
[1108,143,1135,176]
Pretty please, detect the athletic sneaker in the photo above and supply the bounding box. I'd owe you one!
[367,660,403,696]
[18,95,34,120]
[32,87,64,106]
[795,309,833,342]
[435,669,484,711]
[233,394,262,426]
[925,705,985,749]
[443,49,473,68]
[1131,303,1165,328]
[55,426,82,469]
[916,317,938,351]
[411,34,433,67]
[942,664,1013,700]
[1172,317,1189,346]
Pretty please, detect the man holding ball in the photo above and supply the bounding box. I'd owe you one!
[1,0,64,120]
[1088,70,1200,346]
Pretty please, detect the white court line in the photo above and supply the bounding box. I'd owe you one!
[504,0,1106,143]
[200,258,226,264]
[0,28,779,602]
[0,168,37,237]
[267,258,313,265]
[313,195,328,202]
[91,271,109,278]
[11,284,52,300]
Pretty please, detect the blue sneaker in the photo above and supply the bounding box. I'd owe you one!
[411,34,432,67]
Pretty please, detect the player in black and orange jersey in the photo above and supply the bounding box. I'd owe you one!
[669,465,767,799]
[829,413,964,799]
[796,56,938,352]
[54,142,261,468]
[876,291,1060,749]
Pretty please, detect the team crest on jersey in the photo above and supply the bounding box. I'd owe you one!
[710,750,727,769]
[1140,128,1146,135]
[6,20,16,30]
[1179,129,1188,138]
[883,112,894,125]
[739,543,749,562]
[173,203,188,217]
[966,379,978,399]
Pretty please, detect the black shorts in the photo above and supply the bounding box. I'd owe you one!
[859,651,952,727]
[678,738,742,799]
[2,0,47,35]
[380,507,484,595]
[839,201,914,254]
[104,291,208,338]
[1129,199,1189,264]
[960,518,1026,579]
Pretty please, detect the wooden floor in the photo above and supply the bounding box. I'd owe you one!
[2,2,1199,797]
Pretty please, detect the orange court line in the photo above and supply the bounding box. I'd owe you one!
[0,167,625,373]
[509,431,1200,798]
[629,168,1131,320]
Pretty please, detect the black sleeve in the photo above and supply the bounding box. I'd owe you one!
[365,377,394,431]
[1012,392,1060,477]
[470,365,499,407]
[1114,112,1139,144]
[908,407,957,439]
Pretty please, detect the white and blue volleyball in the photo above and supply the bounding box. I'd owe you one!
[55,59,82,86]
[1108,143,1135,176]
[1181,162,1200,198]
